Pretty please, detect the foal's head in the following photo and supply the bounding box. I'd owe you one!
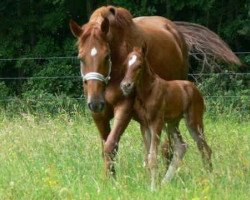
[120,46,147,96]
[69,16,111,113]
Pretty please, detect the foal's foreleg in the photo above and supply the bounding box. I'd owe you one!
[162,125,188,185]
[140,125,151,168]
[148,121,163,191]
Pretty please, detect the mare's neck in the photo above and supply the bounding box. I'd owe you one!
[136,60,157,100]
[109,25,142,82]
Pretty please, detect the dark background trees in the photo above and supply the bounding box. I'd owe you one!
[0,0,249,99]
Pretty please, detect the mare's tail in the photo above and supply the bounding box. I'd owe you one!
[174,21,241,69]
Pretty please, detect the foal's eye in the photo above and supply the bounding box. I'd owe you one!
[104,55,110,63]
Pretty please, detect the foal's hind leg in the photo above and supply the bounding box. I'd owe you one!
[162,123,188,185]
[185,115,212,171]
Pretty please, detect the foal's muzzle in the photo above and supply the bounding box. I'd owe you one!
[88,99,105,113]
[120,82,134,96]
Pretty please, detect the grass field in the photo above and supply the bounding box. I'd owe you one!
[0,112,249,200]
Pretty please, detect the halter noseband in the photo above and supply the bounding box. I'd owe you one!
[80,56,112,85]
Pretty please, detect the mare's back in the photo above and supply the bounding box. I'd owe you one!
[133,16,188,80]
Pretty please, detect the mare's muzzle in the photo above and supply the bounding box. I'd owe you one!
[88,99,105,113]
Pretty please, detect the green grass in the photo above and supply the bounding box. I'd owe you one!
[0,112,249,200]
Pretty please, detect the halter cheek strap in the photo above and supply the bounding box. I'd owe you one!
[81,58,112,85]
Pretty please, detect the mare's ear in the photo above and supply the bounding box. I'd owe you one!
[69,20,82,38]
[108,6,116,16]
[141,42,148,56]
[101,17,109,34]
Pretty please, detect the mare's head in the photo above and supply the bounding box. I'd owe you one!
[69,11,112,113]
[120,46,147,96]
[70,6,134,113]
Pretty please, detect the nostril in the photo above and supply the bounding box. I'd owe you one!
[126,83,131,88]
[121,82,131,89]
[100,101,105,108]
[88,100,105,112]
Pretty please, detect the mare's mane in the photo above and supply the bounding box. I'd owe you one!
[89,6,133,29]
[77,6,134,49]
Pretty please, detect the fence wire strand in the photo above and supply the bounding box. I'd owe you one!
[0,53,249,103]
[0,51,249,61]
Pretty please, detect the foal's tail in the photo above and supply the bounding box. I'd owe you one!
[174,21,241,69]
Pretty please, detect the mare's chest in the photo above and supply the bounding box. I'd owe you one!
[105,84,124,106]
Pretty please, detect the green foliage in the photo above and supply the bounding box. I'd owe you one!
[24,62,81,96]
[197,73,250,117]
[0,0,249,114]
[0,82,10,106]
[4,90,86,116]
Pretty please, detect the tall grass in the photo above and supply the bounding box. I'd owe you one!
[0,110,249,199]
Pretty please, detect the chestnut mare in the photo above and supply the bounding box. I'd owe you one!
[121,46,212,189]
[70,6,188,176]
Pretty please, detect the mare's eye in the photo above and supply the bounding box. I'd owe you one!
[80,60,85,66]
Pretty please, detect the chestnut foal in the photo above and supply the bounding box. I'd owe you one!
[121,47,212,190]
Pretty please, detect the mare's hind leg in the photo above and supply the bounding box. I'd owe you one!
[161,125,173,168]
[162,123,188,185]
[185,114,212,171]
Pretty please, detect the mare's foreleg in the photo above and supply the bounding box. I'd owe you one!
[104,99,133,177]
[92,110,112,173]
[162,124,188,185]
[161,125,174,168]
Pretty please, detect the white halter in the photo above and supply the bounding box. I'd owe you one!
[80,57,112,85]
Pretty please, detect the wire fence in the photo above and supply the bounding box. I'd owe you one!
[0,53,249,103]
[0,51,249,61]
[0,73,249,80]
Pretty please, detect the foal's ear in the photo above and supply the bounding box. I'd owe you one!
[69,20,83,38]
[101,17,109,34]
[141,42,148,56]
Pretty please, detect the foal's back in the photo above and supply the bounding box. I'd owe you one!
[158,79,205,122]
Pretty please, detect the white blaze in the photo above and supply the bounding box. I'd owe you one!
[128,55,137,67]
[90,47,98,56]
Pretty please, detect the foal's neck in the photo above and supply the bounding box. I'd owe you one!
[136,59,157,99]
